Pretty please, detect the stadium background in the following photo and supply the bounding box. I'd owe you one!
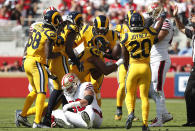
[0,0,194,98]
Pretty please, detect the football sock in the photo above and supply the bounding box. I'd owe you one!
[21,91,37,117]
[116,84,125,107]
[26,102,48,116]
[116,106,122,114]
[34,93,46,124]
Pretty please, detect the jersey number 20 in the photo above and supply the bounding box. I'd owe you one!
[129,39,152,58]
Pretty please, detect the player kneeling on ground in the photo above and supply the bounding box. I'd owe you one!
[51,73,102,128]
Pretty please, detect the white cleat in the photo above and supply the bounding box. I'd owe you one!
[149,118,163,127]
[162,113,173,124]
[81,111,91,128]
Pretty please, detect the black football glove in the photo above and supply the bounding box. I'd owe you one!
[76,61,84,72]
[69,58,84,72]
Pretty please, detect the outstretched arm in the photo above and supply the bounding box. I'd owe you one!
[65,31,84,72]
[87,56,123,76]
[172,5,185,33]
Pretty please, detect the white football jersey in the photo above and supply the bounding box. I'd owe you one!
[64,82,101,113]
[150,19,174,63]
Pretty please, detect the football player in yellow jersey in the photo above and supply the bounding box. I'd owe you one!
[42,11,84,126]
[75,15,120,106]
[70,35,124,105]
[16,9,63,128]
[120,12,166,131]
[114,10,133,121]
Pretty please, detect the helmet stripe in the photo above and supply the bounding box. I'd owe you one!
[96,16,101,28]
[105,16,109,28]
[75,14,82,24]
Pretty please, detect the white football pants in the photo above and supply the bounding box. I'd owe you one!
[150,59,171,121]
[52,105,102,128]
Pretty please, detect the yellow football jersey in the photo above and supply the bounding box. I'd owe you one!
[26,24,57,64]
[121,27,157,64]
[70,47,104,82]
[75,24,119,50]
[115,24,130,39]
[53,24,78,56]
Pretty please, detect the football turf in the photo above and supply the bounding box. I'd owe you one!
[0,98,195,131]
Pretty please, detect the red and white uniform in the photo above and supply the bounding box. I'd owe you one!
[150,19,174,92]
[149,19,174,124]
[52,82,102,128]
[150,19,174,63]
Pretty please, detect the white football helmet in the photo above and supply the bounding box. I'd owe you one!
[61,73,80,96]
[147,2,163,20]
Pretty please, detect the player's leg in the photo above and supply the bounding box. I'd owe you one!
[125,65,137,129]
[17,59,37,127]
[149,60,172,127]
[149,61,163,125]
[52,109,74,128]
[32,62,48,127]
[91,74,104,107]
[115,64,126,120]
[43,56,68,126]
[160,60,173,123]
[139,64,151,130]
[183,69,195,126]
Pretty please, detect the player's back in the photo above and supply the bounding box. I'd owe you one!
[70,47,104,82]
[26,23,57,64]
[121,27,157,64]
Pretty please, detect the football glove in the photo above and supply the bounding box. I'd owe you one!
[63,101,81,112]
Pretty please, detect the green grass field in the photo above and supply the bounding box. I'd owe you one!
[0,98,195,131]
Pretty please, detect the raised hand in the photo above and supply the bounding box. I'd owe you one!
[173,5,178,17]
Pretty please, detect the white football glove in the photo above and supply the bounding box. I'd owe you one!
[63,101,81,112]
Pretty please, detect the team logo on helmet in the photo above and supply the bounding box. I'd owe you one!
[61,73,80,96]
[43,10,62,31]
[147,2,163,20]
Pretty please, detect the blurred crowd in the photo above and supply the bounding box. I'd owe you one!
[0,60,23,72]
[0,0,195,27]
[0,0,194,72]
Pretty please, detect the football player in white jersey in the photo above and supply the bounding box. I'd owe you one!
[146,2,174,127]
[51,73,102,128]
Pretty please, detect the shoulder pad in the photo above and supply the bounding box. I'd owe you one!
[120,33,128,45]
[45,30,57,40]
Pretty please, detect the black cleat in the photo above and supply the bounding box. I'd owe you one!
[142,124,150,131]
[15,110,22,127]
[125,112,135,129]
[182,122,195,127]
[17,114,31,127]
[43,115,52,127]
